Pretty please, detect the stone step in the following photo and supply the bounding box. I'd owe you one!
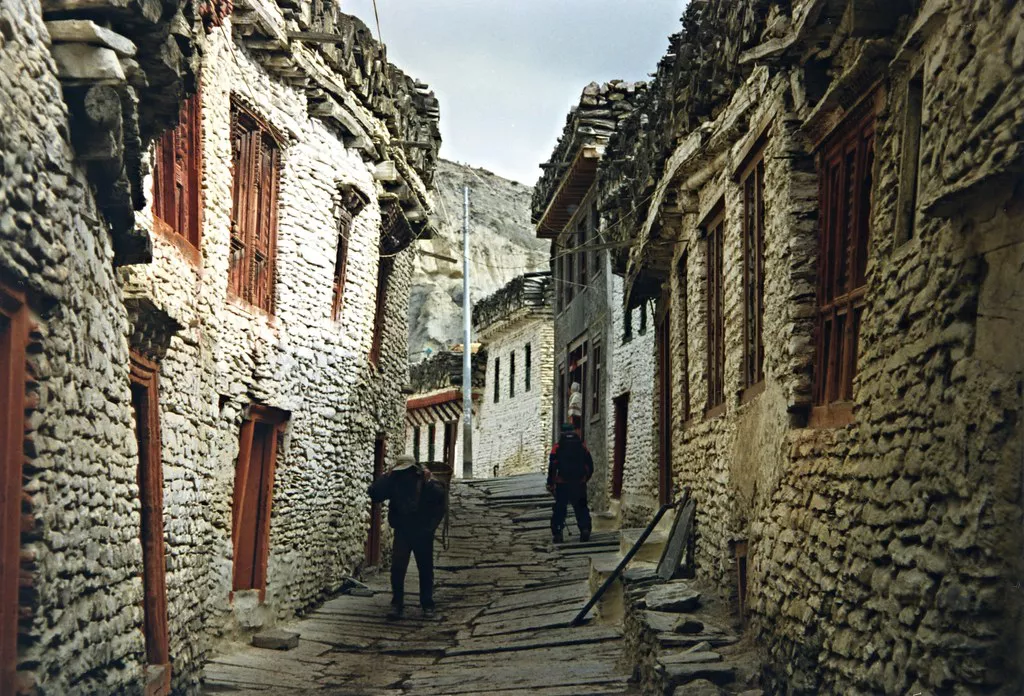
[618,527,670,563]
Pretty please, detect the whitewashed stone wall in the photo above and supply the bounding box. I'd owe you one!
[0,2,150,692]
[475,317,554,477]
[607,277,659,527]
[119,23,418,691]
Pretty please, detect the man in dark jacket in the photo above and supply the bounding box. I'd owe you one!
[546,423,594,544]
[368,454,447,619]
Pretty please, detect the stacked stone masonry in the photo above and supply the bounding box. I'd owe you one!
[0,0,440,692]
[575,0,1024,694]
[473,275,555,478]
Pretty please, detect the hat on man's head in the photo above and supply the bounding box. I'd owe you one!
[560,422,576,433]
[393,454,420,472]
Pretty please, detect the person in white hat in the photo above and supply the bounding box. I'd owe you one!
[368,454,447,619]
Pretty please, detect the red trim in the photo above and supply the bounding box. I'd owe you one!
[0,285,27,692]
[407,389,461,411]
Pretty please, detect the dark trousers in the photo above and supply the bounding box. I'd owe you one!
[391,529,434,609]
[551,482,592,535]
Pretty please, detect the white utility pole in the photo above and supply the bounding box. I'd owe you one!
[461,185,474,479]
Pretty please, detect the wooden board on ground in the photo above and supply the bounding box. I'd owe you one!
[657,498,696,580]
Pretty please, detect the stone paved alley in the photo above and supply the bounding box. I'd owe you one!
[202,474,635,695]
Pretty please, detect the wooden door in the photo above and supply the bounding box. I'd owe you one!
[365,438,385,565]
[0,288,27,690]
[232,406,287,597]
[129,355,171,695]
[612,393,629,499]
[443,422,458,471]
[657,302,673,505]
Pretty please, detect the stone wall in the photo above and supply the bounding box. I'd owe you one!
[1,0,437,691]
[120,19,425,688]
[597,0,1024,693]
[475,316,554,477]
[606,278,659,527]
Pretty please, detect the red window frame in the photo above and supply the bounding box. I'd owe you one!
[813,98,876,420]
[153,90,203,256]
[368,258,392,369]
[331,209,352,321]
[705,209,726,414]
[740,151,766,392]
[229,99,282,314]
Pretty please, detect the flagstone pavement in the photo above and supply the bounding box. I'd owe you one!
[203,473,636,695]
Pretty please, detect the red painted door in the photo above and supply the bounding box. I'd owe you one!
[129,355,171,695]
[232,406,287,596]
[0,288,28,691]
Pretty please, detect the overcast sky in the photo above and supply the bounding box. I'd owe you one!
[343,0,685,185]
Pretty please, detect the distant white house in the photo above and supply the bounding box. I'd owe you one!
[473,274,554,477]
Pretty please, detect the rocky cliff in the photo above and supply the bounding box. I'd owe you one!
[410,159,548,358]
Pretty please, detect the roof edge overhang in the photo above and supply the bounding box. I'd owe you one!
[535,145,604,239]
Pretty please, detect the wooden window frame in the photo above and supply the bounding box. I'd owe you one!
[153,89,203,261]
[443,422,457,470]
[232,405,288,599]
[705,206,726,416]
[427,424,436,463]
[739,148,766,395]
[229,98,282,315]
[331,209,352,321]
[590,341,602,419]
[493,356,500,403]
[412,426,421,463]
[639,301,648,335]
[524,343,532,392]
[509,350,516,399]
[368,257,392,369]
[129,354,172,696]
[812,97,876,425]
[0,286,28,692]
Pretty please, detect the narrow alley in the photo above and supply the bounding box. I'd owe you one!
[203,474,757,695]
[203,474,632,694]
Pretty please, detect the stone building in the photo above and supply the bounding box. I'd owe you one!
[593,0,1024,693]
[404,349,484,479]
[0,0,439,692]
[473,274,555,478]
[531,81,650,513]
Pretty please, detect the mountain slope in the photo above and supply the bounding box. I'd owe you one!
[409,160,548,358]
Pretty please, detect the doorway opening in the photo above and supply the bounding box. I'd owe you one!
[612,393,629,499]
[232,405,289,598]
[365,437,385,566]
[129,354,171,695]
